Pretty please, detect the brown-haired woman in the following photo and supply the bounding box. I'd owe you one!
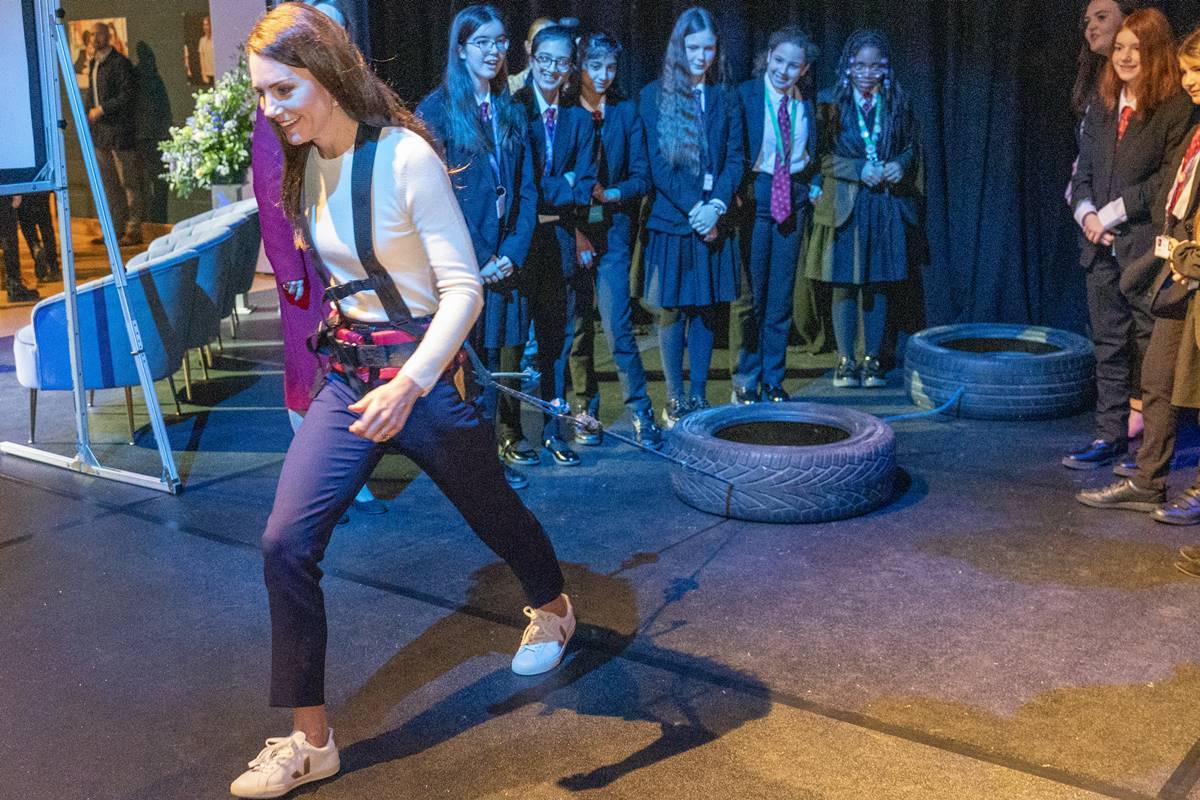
[1079,28,1200,530]
[232,5,575,797]
[1065,8,1192,472]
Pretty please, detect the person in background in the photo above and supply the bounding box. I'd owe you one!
[564,30,663,449]
[507,16,554,94]
[639,6,743,428]
[1065,8,1191,471]
[730,25,820,404]
[0,197,39,302]
[514,25,596,466]
[16,193,59,283]
[1077,25,1200,529]
[86,21,144,247]
[417,4,539,488]
[234,6,575,797]
[805,29,916,391]
[198,15,215,86]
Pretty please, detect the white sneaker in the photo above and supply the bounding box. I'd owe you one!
[511,594,576,676]
[229,729,340,799]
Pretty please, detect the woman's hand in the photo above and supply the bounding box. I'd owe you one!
[347,373,422,442]
[861,162,884,187]
[494,255,515,279]
[691,202,720,236]
[282,279,304,303]
[808,184,823,203]
[1081,212,1114,246]
[882,162,903,183]
[479,257,504,285]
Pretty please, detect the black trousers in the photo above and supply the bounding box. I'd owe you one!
[1133,316,1187,492]
[1085,252,1154,443]
[0,200,20,289]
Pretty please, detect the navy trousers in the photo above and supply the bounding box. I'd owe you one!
[1085,252,1153,444]
[569,212,652,418]
[732,173,808,393]
[263,373,565,708]
[529,221,585,436]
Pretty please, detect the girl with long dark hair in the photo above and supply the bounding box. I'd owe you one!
[417,4,539,488]
[563,30,663,448]
[639,6,744,427]
[1065,8,1192,471]
[804,29,916,389]
[513,25,597,466]
[234,7,574,796]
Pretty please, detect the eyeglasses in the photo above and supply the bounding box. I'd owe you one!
[467,36,509,53]
[533,54,572,70]
[850,62,888,75]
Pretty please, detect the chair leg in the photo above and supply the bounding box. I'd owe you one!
[88,389,95,407]
[166,375,182,416]
[124,386,135,444]
[229,307,240,339]
[28,389,36,444]
[203,344,215,369]
[182,356,193,402]
[216,331,224,352]
[198,348,211,381]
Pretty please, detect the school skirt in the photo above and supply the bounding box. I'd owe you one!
[642,227,739,309]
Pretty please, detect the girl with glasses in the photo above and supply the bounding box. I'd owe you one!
[513,25,598,466]
[804,29,916,390]
[639,6,744,427]
[417,4,538,489]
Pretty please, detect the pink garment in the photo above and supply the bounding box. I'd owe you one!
[251,109,328,412]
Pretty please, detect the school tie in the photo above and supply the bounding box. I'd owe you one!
[770,94,792,224]
[543,106,556,177]
[1117,105,1134,142]
[591,109,608,187]
[479,101,495,148]
[861,95,874,117]
[1167,128,1200,216]
[693,87,704,121]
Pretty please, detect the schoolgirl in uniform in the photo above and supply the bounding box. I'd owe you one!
[730,25,820,404]
[564,30,663,448]
[417,4,538,488]
[639,6,744,428]
[805,29,916,390]
[513,25,596,465]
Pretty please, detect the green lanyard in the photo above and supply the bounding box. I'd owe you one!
[765,82,799,162]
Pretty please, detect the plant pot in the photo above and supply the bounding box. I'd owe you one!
[211,172,253,209]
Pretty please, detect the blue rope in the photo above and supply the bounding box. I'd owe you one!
[881,386,966,423]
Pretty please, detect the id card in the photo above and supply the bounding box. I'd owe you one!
[495,187,507,220]
[588,205,604,225]
[1156,235,1177,260]
[703,173,714,192]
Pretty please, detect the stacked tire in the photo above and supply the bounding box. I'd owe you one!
[904,323,1094,420]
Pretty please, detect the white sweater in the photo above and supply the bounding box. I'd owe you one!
[305,126,483,393]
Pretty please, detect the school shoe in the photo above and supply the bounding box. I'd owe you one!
[542,434,581,466]
[512,594,576,676]
[1075,478,1165,512]
[661,397,688,430]
[688,396,711,413]
[764,385,790,402]
[7,284,39,303]
[229,729,340,799]
[833,357,860,388]
[1152,485,1200,526]
[499,438,541,466]
[571,401,602,446]
[503,463,528,490]
[861,356,886,388]
[632,411,664,450]
[1062,439,1124,470]
[730,386,759,405]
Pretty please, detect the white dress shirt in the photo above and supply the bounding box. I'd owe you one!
[752,76,810,176]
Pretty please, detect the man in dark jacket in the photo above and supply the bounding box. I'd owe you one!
[86,22,143,246]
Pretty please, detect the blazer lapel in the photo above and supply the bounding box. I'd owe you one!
[703,84,720,161]
[748,84,765,160]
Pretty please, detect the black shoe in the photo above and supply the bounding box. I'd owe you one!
[764,385,790,403]
[833,356,860,388]
[542,435,581,466]
[730,386,759,405]
[499,438,540,466]
[861,356,886,388]
[353,498,388,515]
[503,464,528,490]
[661,397,688,430]
[572,402,602,446]
[1112,456,1138,478]
[1075,478,1164,512]
[1153,485,1200,526]
[632,412,664,450]
[1062,439,1124,470]
[688,396,710,413]
[6,284,39,303]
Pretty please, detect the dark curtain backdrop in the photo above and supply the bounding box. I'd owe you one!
[369,0,1200,335]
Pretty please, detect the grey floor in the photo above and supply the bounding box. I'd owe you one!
[3,293,1200,800]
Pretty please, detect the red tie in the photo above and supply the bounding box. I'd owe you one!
[861,95,874,117]
[1117,106,1134,142]
[543,107,556,176]
[770,94,792,224]
[1167,128,1200,214]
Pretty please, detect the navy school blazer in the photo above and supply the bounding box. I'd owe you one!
[737,76,821,198]
[415,87,538,270]
[1071,90,1195,270]
[585,96,652,215]
[514,85,597,214]
[638,80,745,235]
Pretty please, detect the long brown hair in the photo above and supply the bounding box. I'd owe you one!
[657,7,727,174]
[247,3,433,247]
[1098,8,1180,118]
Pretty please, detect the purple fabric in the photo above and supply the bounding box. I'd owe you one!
[251,109,328,411]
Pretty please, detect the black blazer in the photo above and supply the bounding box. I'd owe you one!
[737,76,820,197]
[639,80,745,236]
[86,49,136,151]
[513,86,596,214]
[571,96,651,227]
[416,88,537,270]
[1072,91,1195,269]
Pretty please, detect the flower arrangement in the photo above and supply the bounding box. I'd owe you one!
[159,58,256,198]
